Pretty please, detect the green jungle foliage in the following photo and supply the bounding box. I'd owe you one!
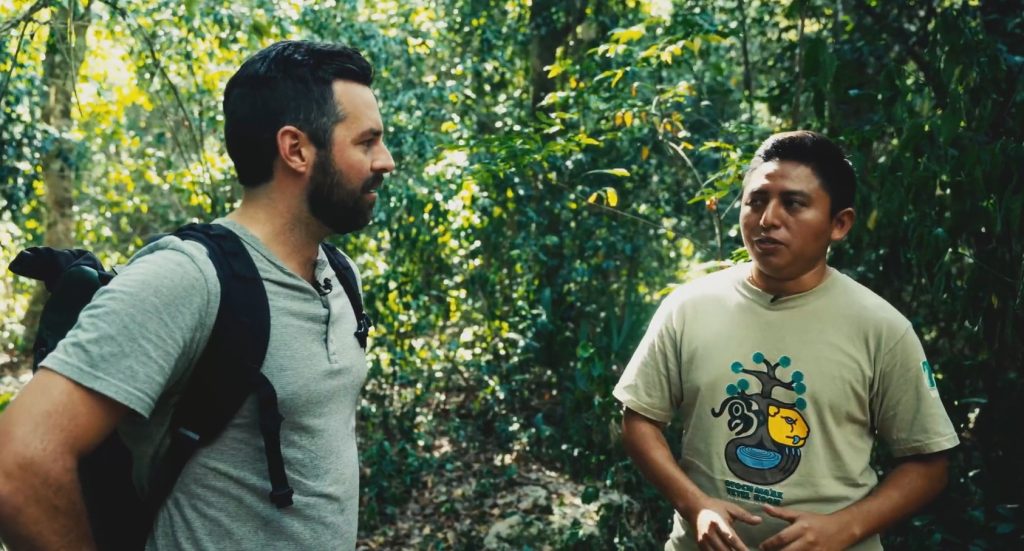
[1,0,1021,548]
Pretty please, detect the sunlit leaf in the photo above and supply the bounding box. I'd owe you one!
[700,140,734,151]
[611,24,646,44]
[606,187,619,206]
[585,169,630,178]
[639,44,659,59]
[610,68,626,87]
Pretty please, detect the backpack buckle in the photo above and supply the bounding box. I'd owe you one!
[174,427,202,447]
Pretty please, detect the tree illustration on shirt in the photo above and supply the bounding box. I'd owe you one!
[711,352,809,485]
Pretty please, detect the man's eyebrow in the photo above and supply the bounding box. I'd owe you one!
[780,190,813,199]
[745,189,813,200]
[354,128,383,140]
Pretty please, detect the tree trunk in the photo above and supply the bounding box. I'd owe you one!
[528,0,587,112]
[526,0,590,378]
[21,0,93,344]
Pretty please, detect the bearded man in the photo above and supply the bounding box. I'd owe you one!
[0,41,394,550]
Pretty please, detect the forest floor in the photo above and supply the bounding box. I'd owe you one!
[357,442,635,550]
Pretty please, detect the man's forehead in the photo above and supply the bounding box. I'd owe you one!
[744,160,822,192]
[331,81,380,111]
[330,81,383,134]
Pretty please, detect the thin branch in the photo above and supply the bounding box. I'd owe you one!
[791,1,806,127]
[53,0,91,119]
[662,138,725,258]
[736,0,754,130]
[0,0,48,36]
[544,177,717,256]
[1016,248,1024,309]
[663,138,704,190]
[583,199,668,232]
[994,62,1024,141]
[0,18,33,113]
[954,250,1017,285]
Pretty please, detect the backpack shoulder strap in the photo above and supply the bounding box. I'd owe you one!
[320,242,372,349]
[144,223,292,519]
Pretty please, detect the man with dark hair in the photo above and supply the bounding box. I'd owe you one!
[615,131,958,550]
[0,40,393,549]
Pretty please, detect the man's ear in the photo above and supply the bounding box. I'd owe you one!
[275,125,316,176]
[830,207,855,242]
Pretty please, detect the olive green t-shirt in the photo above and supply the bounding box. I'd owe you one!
[613,264,959,551]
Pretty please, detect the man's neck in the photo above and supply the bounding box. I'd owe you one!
[226,199,327,284]
[748,261,830,299]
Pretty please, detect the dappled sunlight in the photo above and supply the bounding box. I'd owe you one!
[0,0,1018,548]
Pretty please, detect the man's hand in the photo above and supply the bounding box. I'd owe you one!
[758,505,852,551]
[621,408,762,550]
[691,497,762,551]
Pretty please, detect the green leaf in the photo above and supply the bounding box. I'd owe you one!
[581,485,600,504]
[576,341,595,359]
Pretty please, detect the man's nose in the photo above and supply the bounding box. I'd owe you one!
[374,144,395,174]
[760,199,782,229]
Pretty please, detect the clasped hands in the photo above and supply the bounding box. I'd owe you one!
[691,497,854,551]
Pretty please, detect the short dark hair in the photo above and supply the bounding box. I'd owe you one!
[745,131,856,216]
[223,41,374,187]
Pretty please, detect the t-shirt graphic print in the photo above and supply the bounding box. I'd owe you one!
[713,351,808,486]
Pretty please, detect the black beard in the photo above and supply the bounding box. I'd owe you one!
[307,151,380,235]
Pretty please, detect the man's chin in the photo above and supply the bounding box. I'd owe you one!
[329,215,373,235]
[749,256,794,279]
[749,252,783,270]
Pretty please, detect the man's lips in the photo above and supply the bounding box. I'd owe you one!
[754,236,784,247]
[363,174,384,193]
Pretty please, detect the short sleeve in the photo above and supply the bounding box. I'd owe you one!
[613,292,685,424]
[40,239,220,418]
[871,326,960,457]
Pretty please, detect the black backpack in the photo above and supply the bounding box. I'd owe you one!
[8,223,372,550]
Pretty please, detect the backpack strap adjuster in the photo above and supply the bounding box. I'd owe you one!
[269,487,295,508]
[320,242,372,350]
[175,427,202,444]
